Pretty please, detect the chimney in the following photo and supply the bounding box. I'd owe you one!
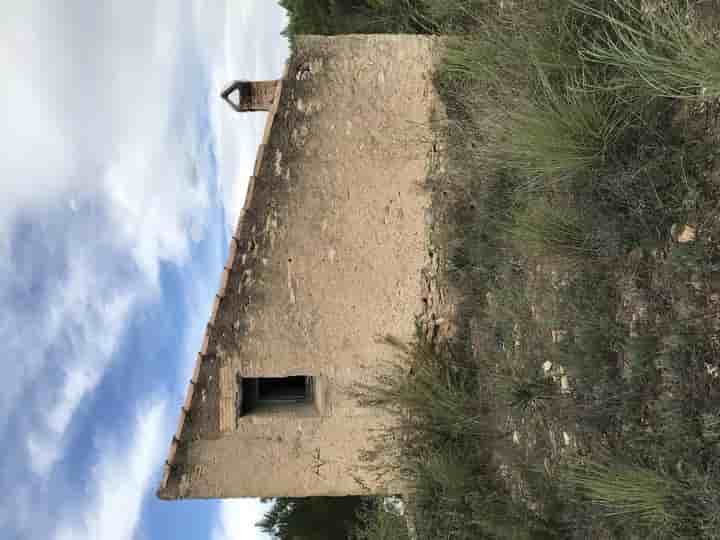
[220,80,279,112]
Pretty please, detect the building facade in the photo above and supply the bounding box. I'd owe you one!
[158,35,443,500]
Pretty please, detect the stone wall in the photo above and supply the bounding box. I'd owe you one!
[158,34,445,500]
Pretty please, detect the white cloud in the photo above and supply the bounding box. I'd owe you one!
[103,136,210,285]
[54,399,169,540]
[0,0,290,538]
[207,1,290,234]
[212,499,274,540]
[0,0,214,273]
[26,283,135,476]
[0,3,78,245]
[0,0,218,477]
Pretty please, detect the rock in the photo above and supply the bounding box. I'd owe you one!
[706,363,719,379]
[424,208,434,226]
[551,329,567,343]
[627,247,644,262]
[434,318,455,341]
[671,224,696,243]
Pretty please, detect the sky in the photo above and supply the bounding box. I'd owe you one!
[0,2,289,539]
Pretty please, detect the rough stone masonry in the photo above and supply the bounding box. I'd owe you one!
[158,34,445,500]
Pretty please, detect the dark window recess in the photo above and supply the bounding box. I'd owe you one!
[241,376,314,414]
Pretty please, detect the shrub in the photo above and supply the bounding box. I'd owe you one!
[573,0,720,99]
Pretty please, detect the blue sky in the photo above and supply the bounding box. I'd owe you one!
[0,2,289,539]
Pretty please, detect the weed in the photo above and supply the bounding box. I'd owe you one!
[509,199,616,263]
[503,71,628,183]
[563,459,714,538]
[572,0,720,99]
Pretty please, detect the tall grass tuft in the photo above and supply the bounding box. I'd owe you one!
[510,199,613,263]
[487,368,564,415]
[572,0,720,99]
[412,447,554,540]
[501,68,629,184]
[563,459,705,536]
[449,42,629,184]
[443,22,530,89]
[355,336,495,441]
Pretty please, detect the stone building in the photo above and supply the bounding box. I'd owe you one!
[157,35,443,500]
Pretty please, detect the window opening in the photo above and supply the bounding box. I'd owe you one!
[241,376,314,415]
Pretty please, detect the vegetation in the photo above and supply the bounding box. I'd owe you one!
[352,497,410,540]
[573,0,720,99]
[257,496,373,540]
[278,0,489,46]
[277,0,720,538]
[258,496,410,540]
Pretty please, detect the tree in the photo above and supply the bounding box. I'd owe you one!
[277,0,393,42]
[257,497,373,540]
